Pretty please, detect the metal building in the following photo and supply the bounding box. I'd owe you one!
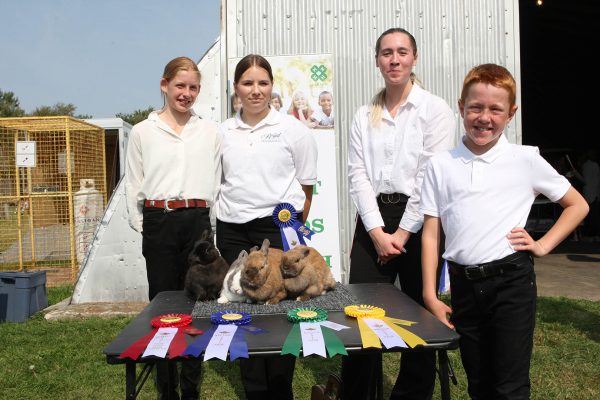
[197,0,521,283]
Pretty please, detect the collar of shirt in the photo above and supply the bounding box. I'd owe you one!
[456,134,509,164]
[232,107,282,131]
[147,109,200,136]
[378,83,426,123]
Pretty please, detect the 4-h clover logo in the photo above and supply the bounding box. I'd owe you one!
[310,65,328,81]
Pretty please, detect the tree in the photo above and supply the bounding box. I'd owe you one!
[0,89,25,117]
[31,102,76,116]
[30,102,92,119]
[116,106,155,125]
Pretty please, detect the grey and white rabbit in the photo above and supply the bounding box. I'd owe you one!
[281,245,336,301]
[217,249,249,304]
[240,238,287,305]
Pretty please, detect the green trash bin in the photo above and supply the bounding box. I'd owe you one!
[0,271,48,322]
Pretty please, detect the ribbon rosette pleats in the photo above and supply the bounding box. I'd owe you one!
[282,307,347,358]
[210,311,252,326]
[119,314,192,360]
[182,311,251,361]
[272,203,315,251]
[344,305,426,349]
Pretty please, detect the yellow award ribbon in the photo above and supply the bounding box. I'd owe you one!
[346,305,426,348]
[383,317,426,348]
[385,317,416,327]
[357,317,382,348]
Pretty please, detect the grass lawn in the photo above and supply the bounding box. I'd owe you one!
[0,286,598,399]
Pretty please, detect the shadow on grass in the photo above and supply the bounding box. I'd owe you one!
[537,297,600,343]
[566,254,600,263]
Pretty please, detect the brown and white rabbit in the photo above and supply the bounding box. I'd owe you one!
[281,245,336,301]
[240,238,287,305]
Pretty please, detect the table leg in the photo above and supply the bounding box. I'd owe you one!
[125,362,136,399]
[125,362,154,399]
[376,353,383,400]
[438,350,451,400]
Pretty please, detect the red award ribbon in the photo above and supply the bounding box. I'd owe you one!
[168,328,188,359]
[151,313,192,328]
[120,314,193,360]
[119,328,158,360]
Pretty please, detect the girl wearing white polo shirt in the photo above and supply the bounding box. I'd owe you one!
[421,64,588,398]
[125,56,221,400]
[215,54,317,400]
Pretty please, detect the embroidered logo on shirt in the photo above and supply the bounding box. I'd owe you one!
[261,132,283,142]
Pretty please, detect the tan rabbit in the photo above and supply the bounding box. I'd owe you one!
[240,238,287,305]
[281,245,336,301]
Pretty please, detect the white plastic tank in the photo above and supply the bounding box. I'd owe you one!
[73,179,103,265]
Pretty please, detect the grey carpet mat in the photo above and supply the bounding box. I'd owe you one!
[192,283,358,317]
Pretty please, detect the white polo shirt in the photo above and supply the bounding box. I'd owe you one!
[348,83,456,233]
[420,135,571,265]
[125,111,222,233]
[216,108,318,223]
[311,108,334,126]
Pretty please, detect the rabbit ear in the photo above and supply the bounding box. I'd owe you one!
[301,246,310,258]
[260,238,270,255]
[200,229,210,241]
[238,249,248,259]
[249,246,259,253]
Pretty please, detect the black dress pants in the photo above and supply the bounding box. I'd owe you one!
[341,199,436,400]
[450,254,536,399]
[216,216,297,400]
[142,207,212,400]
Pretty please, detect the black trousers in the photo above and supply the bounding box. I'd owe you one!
[216,216,296,400]
[142,207,211,400]
[342,199,436,400]
[583,199,600,237]
[450,255,536,399]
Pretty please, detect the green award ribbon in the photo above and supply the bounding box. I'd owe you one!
[282,307,347,357]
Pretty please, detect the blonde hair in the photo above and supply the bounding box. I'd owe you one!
[369,73,420,127]
[161,56,201,107]
[287,90,313,118]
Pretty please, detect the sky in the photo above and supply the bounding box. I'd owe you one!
[0,0,221,118]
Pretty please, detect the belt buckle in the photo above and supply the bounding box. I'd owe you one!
[380,193,395,204]
[464,265,482,280]
[164,198,175,212]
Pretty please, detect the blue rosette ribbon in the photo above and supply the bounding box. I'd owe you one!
[198,311,252,360]
[272,203,315,251]
[210,311,252,326]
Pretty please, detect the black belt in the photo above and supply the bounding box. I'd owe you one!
[377,193,409,204]
[448,252,531,281]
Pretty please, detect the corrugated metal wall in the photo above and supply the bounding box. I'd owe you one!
[223,0,521,278]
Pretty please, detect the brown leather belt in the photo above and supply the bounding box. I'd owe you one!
[144,199,207,211]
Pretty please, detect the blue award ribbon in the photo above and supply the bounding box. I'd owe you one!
[272,203,315,251]
[229,327,249,360]
[210,311,252,326]
[182,326,216,357]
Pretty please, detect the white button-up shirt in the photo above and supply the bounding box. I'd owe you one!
[125,111,222,232]
[216,108,317,223]
[420,135,571,265]
[348,84,456,232]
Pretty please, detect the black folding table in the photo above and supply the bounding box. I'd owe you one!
[104,283,460,399]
